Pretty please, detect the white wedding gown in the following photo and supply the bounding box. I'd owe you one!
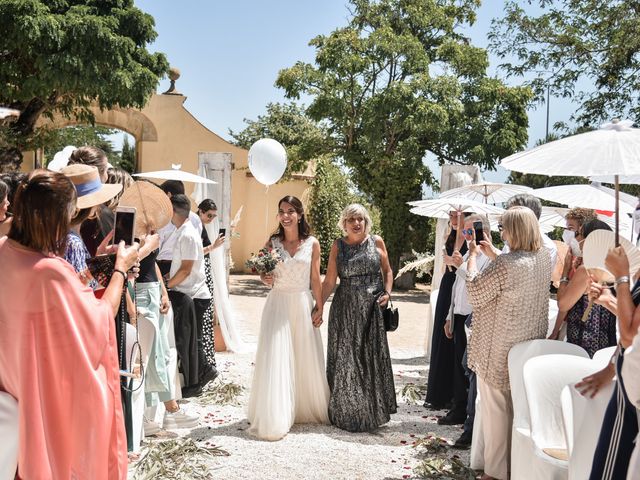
[247,236,330,440]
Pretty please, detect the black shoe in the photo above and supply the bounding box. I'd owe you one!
[199,365,218,389]
[181,384,203,398]
[452,430,472,449]
[423,401,448,411]
[437,410,467,425]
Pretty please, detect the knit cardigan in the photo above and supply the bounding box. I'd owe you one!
[466,248,552,390]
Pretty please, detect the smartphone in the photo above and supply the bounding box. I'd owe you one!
[218,228,227,237]
[473,221,484,242]
[113,206,136,246]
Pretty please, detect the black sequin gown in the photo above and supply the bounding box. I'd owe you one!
[326,236,397,432]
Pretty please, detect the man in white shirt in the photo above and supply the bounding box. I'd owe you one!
[156,180,202,279]
[440,215,492,444]
[167,194,217,395]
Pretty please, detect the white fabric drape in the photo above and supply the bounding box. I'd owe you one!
[193,162,251,353]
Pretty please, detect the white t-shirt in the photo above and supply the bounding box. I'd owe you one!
[169,220,210,299]
[158,211,201,261]
[451,251,491,317]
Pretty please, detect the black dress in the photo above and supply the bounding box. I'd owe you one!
[424,229,468,408]
[326,236,397,432]
[201,227,216,365]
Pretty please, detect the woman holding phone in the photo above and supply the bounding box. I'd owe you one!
[0,170,139,479]
[196,199,225,361]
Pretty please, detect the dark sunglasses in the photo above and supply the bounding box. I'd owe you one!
[205,212,217,219]
[462,228,474,236]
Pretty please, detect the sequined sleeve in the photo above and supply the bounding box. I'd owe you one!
[466,254,505,310]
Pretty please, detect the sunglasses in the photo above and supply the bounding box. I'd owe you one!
[462,228,474,236]
[205,212,217,219]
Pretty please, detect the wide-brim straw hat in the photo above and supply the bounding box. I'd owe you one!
[119,181,172,237]
[61,164,122,209]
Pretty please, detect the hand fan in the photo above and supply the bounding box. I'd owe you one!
[582,229,640,281]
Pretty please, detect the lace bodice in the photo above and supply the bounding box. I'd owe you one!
[271,236,314,293]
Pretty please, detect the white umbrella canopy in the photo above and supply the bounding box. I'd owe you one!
[408,196,505,219]
[438,182,533,204]
[533,184,635,215]
[133,164,216,184]
[500,119,640,243]
[538,206,634,240]
[501,120,640,177]
[591,174,640,185]
[590,182,638,208]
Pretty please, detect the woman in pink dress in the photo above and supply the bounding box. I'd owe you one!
[0,170,139,479]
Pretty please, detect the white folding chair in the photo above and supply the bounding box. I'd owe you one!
[0,391,18,480]
[508,340,589,480]
[561,381,615,480]
[593,346,617,368]
[523,354,601,480]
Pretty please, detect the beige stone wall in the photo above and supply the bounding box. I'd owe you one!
[29,93,312,271]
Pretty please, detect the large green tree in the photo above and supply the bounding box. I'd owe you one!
[490,0,640,126]
[276,0,532,269]
[229,102,333,177]
[0,0,168,171]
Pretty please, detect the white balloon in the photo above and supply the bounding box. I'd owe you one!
[248,138,287,186]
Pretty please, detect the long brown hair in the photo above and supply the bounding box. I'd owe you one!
[271,195,311,241]
[9,170,76,256]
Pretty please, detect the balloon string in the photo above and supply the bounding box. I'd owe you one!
[265,187,268,236]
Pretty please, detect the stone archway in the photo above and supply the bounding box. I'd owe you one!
[37,105,158,171]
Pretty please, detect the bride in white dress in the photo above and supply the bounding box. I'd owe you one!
[247,195,330,440]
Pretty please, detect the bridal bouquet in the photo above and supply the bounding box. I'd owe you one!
[245,247,282,274]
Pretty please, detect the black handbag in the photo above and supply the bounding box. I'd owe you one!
[382,296,399,332]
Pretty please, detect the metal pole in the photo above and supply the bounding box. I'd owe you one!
[546,85,550,140]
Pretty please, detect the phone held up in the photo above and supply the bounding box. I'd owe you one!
[113,206,137,246]
[218,228,227,238]
[473,221,484,243]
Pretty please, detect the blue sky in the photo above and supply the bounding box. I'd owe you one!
[133,0,579,183]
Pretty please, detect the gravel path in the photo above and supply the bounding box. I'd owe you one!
[131,275,471,479]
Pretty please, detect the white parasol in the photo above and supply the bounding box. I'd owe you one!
[533,184,635,215]
[408,196,505,219]
[538,206,634,240]
[439,182,533,204]
[501,119,640,243]
[133,164,216,184]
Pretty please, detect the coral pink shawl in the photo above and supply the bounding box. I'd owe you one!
[0,237,127,479]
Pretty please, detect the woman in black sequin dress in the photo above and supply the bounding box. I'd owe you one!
[321,204,397,432]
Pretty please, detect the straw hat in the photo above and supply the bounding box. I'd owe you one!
[119,181,172,236]
[60,164,122,209]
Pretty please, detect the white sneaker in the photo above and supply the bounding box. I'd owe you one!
[163,408,199,430]
[143,417,162,436]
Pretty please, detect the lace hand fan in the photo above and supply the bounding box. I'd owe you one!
[582,230,640,281]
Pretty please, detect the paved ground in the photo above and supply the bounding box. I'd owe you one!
[131,275,471,480]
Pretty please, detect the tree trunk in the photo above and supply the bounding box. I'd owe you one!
[0,97,48,171]
[0,147,23,173]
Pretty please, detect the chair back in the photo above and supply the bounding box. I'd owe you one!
[524,354,598,449]
[592,346,617,368]
[0,392,18,480]
[509,340,589,431]
[561,382,615,480]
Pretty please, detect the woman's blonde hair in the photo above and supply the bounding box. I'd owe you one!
[338,203,372,235]
[502,206,542,252]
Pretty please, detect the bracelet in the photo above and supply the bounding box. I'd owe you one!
[615,276,630,286]
[559,276,570,284]
[113,268,127,282]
